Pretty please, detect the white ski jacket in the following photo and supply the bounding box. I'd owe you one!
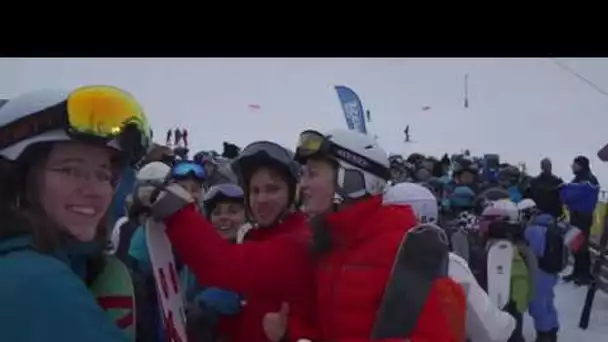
[448,252,516,342]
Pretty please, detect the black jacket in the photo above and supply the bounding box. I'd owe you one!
[527,173,564,218]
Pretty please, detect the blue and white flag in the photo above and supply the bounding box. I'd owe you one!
[334,85,367,134]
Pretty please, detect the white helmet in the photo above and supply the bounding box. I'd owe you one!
[323,128,390,200]
[482,198,520,223]
[0,89,122,161]
[517,198,537,211]
[383,182,438,223]
[136,161,171,184]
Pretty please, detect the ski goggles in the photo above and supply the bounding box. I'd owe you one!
[203,183,244,203]
[0,85,151,163]
[295,130,390,180]
[171,161,207,181]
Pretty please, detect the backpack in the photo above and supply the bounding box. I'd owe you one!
[537,222,568,274]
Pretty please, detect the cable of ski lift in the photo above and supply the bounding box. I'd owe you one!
[550,58,608,99]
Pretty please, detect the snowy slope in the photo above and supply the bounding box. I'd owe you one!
[522,268,608,341]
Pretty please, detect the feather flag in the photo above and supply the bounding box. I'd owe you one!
[334,85,367,134]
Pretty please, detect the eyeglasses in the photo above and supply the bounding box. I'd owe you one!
[45,165,114,184]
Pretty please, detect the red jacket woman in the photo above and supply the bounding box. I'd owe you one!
[295,128,466,342]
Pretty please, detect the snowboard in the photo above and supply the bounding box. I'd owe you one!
[90,255,137,341]
[371,223,449,339]
[146,218,188,342]
[579,210,608,329]
[487,239,514,309]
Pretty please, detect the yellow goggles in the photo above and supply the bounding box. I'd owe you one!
[295,130,327,162]
[66,85,150,140]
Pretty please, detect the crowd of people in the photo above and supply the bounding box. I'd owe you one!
[0,85,603,342]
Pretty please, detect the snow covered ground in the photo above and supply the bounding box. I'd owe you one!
[522,268,608,341]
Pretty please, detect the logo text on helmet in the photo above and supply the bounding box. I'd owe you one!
[334,146,370,169]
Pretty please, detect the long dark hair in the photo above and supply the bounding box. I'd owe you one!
[0,143,121,284]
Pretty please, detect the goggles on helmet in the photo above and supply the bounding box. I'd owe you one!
[171,161,207,181]
[204,183,244,203]
[295,130,390,180]
[0,85,151,165]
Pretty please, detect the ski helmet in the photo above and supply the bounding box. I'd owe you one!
[202,183,245,215]
[230,141,300,223]
[481,198,519,223]
[295,128,390,202]
[0,87,150,165]
[231,141,299,186]
[517,198,537,212]
[383,182,438,223]
[517,198,538,221]
[136,161,171,185]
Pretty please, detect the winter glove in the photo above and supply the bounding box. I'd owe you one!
[195,287,243,316]
[134,182,195,221]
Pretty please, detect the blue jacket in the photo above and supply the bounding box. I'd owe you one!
[560,181,599,214]
[0,235,128,342]
[524,214,560,331]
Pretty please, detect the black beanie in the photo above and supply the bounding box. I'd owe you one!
[574,155,590,171]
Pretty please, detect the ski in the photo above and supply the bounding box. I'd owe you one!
[578,209,608,329]
[487,239,514,309]
[371,224,449,339]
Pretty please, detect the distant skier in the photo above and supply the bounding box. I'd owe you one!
[404,125,411,143]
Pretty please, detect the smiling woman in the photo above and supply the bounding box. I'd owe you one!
[0,86,149,342]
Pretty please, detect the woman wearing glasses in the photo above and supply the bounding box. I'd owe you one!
[0,87,150,342]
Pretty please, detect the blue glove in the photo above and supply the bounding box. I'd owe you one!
[195,287,243,316]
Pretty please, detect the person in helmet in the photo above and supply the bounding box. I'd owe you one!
[518,198,561,342]
[388,153,411,183]
[497,165,524,203]
[185,183,248,342]
[0,86,150,342]
[127,159,207,275]
[294,128,465,341]
[479,199,533,342]
[384,182,516,342]
[202,183,247,241]
[171,160,207,205]
[134,140,317,342]
[194,150,235,187]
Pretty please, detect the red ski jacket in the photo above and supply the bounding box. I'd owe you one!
[314,195,465,342]
[165,205,317,342]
